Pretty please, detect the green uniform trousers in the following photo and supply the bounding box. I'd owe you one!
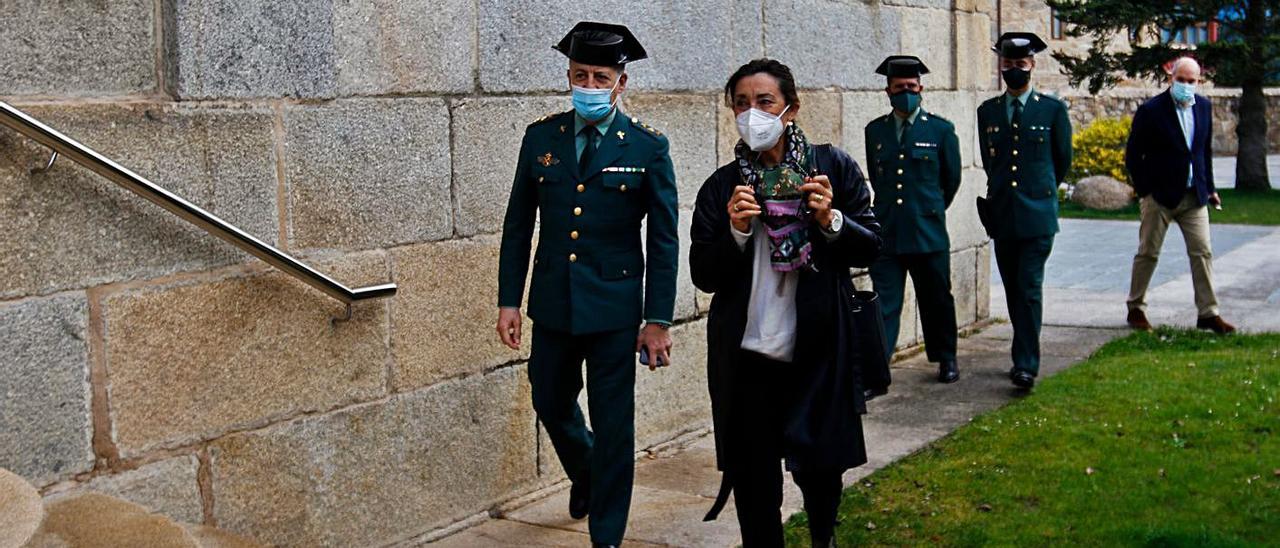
[528,324,637,545]
[870,251,958,363]
[994,235,1054,375]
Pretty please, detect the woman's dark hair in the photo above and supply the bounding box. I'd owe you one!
[724,58,800,108]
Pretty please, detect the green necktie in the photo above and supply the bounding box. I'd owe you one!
[1012,99,1023,130]
[579,128,598,175]
[899,119,912,146]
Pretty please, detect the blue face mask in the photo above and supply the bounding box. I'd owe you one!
[1171,81,1196,104]
[572,80,620,121]
[890,90,921,114]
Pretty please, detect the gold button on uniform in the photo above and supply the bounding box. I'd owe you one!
[896,183,903,189]
[898,154,905,160]
[576,184,585,192]
[896,198,904,205]
[1012,149,1019,156]
[538,176,544,183]
[1011,181,1019,188]
[619,184,627,192]
[1011,165,1018,172]
[569,253,578,262]
[896,168,904,175]
[573,207,582,216]
[570,230,579,240]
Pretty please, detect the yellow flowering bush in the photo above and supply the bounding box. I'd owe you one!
[1069,116,1132,185]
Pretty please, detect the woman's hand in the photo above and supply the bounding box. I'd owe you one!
[727,185,761,233]
[802,175,835,230]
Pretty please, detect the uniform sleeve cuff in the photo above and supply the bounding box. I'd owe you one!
[644,319,672,327]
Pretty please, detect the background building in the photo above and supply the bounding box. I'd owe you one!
[1,1,995,544]
[997,0,1280,155]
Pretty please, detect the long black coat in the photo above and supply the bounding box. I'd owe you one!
[690,144,882,513]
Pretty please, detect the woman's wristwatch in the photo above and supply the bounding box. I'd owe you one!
[821,209,844,234]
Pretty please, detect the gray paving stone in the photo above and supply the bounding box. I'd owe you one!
[0,294,93,486]
[284,98,452,251]
[477,0,740,93]
[0,102,279,299]
[764,0,901,90]
[174,0,338,99]
[0,0,156,97]
[506,485,740,547]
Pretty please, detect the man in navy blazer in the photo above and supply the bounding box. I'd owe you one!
[1124,57,1235,334]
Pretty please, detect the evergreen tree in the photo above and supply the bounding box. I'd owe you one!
[1046,0,1277,192]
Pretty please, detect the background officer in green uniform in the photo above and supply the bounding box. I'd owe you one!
[494,21,678,548]
[865,56,963,384]
[976,32,1072,388]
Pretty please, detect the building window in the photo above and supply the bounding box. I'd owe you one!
[1161,22,1214,45]
[1051,9,1064,40]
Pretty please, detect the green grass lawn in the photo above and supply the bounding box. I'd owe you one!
[1058,189,1280,226]
[785,329,1280,546]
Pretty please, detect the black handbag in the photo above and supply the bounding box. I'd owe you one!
[849,290,892,402]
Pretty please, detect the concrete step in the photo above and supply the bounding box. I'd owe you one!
[0,468,44,547]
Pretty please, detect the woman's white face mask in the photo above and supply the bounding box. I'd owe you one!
[735,105,790,152]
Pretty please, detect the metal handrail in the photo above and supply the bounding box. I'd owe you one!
[0,101,396,305]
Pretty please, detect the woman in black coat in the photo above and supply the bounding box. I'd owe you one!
[690,59,882,547]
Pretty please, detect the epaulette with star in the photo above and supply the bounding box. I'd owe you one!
[628,116,664,138]
[528,111,566,128]
[922,111,953,126]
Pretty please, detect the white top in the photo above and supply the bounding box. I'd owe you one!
[1175,97,1196,188]
[731,211,842,362]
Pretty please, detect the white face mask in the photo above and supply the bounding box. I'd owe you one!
[735,105,790,152]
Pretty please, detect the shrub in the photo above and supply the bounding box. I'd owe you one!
[1068,116,1131,185]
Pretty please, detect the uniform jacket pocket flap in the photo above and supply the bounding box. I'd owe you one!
[600,254,644,280]
[602,171,645,190]
[910,148,936,161]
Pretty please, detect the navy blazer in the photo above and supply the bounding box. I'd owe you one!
[1125,89,1215,209]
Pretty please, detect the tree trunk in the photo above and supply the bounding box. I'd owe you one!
[1234,86,1272,193]
[1233,0,1272,193]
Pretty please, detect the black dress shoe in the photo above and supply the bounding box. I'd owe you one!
[1010,370,1035,388]
[937,360,960,384]
[569,479,590,520]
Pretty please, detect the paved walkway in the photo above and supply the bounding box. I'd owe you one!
[427,216,1280,547]
[1212,154,1280,190]
[994,219,1280,333]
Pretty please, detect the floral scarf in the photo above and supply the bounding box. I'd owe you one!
[734,124,815,272]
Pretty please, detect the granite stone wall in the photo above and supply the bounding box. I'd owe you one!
[1,1,993,544]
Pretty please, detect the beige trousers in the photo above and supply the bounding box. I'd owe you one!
[1127,193,1219,318]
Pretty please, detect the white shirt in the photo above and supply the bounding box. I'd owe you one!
[731,211,842,363]
[1175,97,1195,188]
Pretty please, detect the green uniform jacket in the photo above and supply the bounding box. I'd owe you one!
[498,109,679,335]
[864,110,962,254]
[976,91,1072,240]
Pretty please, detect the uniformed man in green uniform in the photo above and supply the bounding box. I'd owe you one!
[976,32,1072,388]
[495,21,678,548]
[864,55,963,384]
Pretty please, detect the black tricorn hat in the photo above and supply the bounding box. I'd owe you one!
[992,32,1048,58]
[553,21,648,66]
[875,55,930,78]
